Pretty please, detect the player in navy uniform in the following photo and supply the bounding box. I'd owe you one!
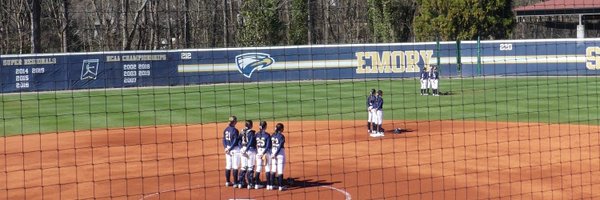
[370,90,385,137]
[420,67,430,95]
[238,120,257,189]
[429,65,440,96]
[367,89,377,134]
[253,121,271,189]
[270,123,286,191]
[223,116,240,187]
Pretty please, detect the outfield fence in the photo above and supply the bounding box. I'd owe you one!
[3,38,600,93]
[2,38,600,199]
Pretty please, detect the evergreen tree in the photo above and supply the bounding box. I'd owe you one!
[368,0,416,43]
[238,0,284,46]
[289,0,309,45]
[413,0,514,41]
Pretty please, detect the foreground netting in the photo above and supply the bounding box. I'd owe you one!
[2,0,600,199]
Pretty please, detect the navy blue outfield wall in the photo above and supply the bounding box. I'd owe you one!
[2,38,600,93]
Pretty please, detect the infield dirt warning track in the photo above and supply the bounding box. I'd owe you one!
[2,120,600,199]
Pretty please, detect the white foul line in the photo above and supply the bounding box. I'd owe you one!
[138,185,203,200]
[320,185,352,200]
[138,184,351,200]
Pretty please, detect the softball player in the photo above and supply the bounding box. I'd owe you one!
[223,116,240,187]
[270,123,286,191]
[429,65,440,96]
[420,67,430,95]
[238,120,257,189]
[370,90,384,137]
[367,89,377,133]
[254,121,271,189]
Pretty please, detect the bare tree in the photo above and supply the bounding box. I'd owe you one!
[125,0,149,49]
[47,0,71,52]
[120,0,129,50]
[149,0,160,49]
[183,0,191,48]
[223,0,229,47]
[29,0,41,53]
[61,0,69,52]
[323,0,329,44]
[307,0,314,44]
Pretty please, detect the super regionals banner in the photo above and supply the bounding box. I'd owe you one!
[2,38,600,93]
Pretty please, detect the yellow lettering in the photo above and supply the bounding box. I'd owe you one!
[375,51,392,73]
[354,49,435,74]
[405,51,420,72]
[391,51,405,73]
[586,47,600,70]
[356,52,366,74]
[419,50,434,71]
[365,51,379,73]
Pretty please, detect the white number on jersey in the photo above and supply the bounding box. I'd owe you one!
[225,131,231,141]
[241,133,248,145]
[272,138,280,147]
[257,138,266,147]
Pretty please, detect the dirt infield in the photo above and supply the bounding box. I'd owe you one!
[2,120,600,199]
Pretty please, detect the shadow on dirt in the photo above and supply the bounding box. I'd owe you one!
[285,178,339,190]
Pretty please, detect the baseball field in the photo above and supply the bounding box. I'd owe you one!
[2,77,600,199]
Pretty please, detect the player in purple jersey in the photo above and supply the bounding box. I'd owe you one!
[223,116,240,187]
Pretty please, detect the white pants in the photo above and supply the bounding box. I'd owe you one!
[256,149,272,172]
[368,106,374,123]
[240,149,256,170]
[420,79,429,89]
[369,109,377,123]
[429,79,439,89]
[374,110,383,125]
[225,146,240,170]
[270,149,286,175]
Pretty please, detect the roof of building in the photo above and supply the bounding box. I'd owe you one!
[514,0,600,16]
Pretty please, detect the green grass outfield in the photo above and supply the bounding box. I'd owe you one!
[2,77,600,136]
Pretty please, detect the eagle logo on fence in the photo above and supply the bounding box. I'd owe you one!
[235,53,275,78]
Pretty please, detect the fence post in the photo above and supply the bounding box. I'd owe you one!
[456,40,462,76]
[436,37,441,67]
[477,35,481,76]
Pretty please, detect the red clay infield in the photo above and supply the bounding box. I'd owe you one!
[2,120,600,199]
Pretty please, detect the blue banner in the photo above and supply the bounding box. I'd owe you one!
[2,38,600,93]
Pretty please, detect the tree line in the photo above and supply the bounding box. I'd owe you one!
[0,0,569,54]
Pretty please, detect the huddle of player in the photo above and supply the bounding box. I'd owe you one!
[367,89,384,137]
[222,116,287,191]
[420,65,440,96]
